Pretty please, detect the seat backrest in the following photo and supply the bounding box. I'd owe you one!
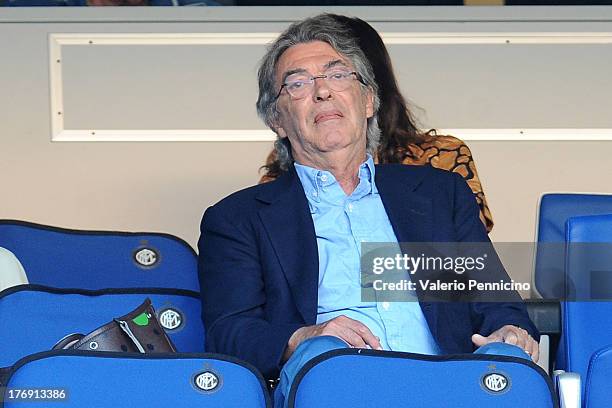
[564,213,612,300]
[289,349,557,408]
[0,220,199,291]
[0,285,205,370]
[2,351,270,408]
[535,193,612,298]
[557,213,612,397]
[584,345,612,408]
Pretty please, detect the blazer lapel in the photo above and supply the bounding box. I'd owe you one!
[256,168,319,324]
[375,165,433,243]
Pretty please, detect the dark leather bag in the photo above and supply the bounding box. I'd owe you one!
[53,298,176,353]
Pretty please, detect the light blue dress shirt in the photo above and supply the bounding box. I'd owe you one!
[294,155,439,354]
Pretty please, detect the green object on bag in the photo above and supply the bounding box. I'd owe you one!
[132,312,149,326]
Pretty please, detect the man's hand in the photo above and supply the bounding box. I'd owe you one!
[472,325,539,362]
[283,315,382,361]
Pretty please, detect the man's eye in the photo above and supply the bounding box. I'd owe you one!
[329,71,349,80]
[287,81,306,90]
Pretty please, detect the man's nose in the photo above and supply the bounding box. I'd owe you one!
[312,77,332,101]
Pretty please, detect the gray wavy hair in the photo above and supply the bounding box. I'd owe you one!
[256,14,381,172]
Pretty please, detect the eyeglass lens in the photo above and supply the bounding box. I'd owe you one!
[283,70,357,99]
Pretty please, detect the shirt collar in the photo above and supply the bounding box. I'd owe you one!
[362,154,378,195]
[294,154,377,204]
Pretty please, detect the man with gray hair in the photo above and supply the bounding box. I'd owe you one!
[198,14,538,407]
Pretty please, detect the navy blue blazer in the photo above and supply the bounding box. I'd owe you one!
[198,164,538,379]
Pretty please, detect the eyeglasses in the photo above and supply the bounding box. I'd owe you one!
[275,69,366,100]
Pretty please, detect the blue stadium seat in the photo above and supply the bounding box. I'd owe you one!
[0,285,205,371]
[557,213,612,400]
[0,220,199,291]
[288,349,557,408]
[584,345,612,408]
[534,193,612,299]
[3,351,270,408]
[564,213,612,300]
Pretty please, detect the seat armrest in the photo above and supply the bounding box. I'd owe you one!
[536,334,549,374]
[553,370,581,408]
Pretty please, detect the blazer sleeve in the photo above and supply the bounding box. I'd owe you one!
[198,204,304,379]
[450,172,540,341]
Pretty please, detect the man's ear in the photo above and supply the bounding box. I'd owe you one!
[271,114,287,138]
[365,86,375,119]
[271,122,287,139]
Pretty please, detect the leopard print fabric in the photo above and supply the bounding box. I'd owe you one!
[259,134,493,233]
[401,135,493,233]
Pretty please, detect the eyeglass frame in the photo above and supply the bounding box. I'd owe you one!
[274,70,367,101]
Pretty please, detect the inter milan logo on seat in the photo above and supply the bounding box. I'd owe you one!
[482,373,510,394]
[193,371,221,393]
[133,247,159,268]
[158,308,183,330]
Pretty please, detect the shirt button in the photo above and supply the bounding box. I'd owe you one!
[320,174,328,182]
[347,203,354,212]
[312,191,318,197]
[382,302,390,310]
